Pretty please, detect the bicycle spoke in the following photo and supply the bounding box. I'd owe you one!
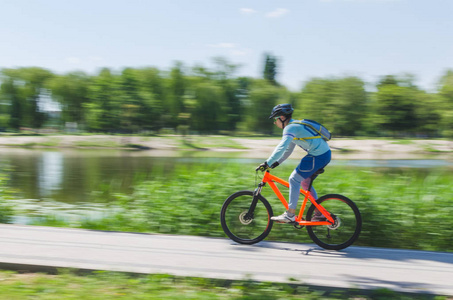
[221,191,273,244]
[307,194,361,250]
[225,196,268,239]
[326,228,331,239]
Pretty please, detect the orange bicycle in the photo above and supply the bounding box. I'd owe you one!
[220,168,362,250]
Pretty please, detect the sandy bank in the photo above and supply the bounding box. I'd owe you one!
[0,134,452,160]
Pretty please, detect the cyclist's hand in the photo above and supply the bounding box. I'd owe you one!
[256,162,269,171]
[270,162,279,169]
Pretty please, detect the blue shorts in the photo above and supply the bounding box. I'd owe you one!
[295,150,331,179]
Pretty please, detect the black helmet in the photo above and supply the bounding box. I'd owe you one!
[269,103,294,119]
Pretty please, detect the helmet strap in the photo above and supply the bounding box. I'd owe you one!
[280,116,289,129]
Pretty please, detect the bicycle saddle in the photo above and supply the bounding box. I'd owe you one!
[313,168,325,176]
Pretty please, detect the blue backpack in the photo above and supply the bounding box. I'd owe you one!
[289,119,332,141]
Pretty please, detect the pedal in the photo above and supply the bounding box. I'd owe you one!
[293,222,304,229]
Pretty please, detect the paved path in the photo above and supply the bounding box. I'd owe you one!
[1,224,452,295]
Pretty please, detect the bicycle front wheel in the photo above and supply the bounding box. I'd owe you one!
[306,194,362,250]
[220,190,273,245]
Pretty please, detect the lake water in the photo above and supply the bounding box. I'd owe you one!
[1,148,452,204]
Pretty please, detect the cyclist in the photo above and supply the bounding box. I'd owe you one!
[256,103,331,223]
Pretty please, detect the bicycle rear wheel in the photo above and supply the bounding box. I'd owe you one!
[220,190,273,245]
[306,194,361,250]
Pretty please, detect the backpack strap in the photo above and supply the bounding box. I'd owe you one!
[293,136,322,141]
[289,121,323,141]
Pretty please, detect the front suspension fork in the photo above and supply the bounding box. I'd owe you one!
[246,182,266,218]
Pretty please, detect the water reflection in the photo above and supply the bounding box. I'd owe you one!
[1,149,452,203]
[2,149,162,202]
[38,151,63,197]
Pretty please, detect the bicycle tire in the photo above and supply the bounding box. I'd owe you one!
[306,194,361,250]
[220,190,273,245]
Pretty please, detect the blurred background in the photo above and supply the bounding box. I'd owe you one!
[0,1,452,252]
[0,1,452,136]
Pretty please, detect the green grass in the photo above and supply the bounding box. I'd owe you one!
[73,140,122,148]
[4,137,62,148]
[13,163,452,252]
[0,270,446,299]
[422,144,453,153]
[334,147,357,153]
[0,171,17,223]
[391,140,415,145]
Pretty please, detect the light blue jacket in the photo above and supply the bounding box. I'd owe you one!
[266,119,330,166]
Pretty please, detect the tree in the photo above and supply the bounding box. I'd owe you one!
[247,80,280,134]
[1,67,53,129]
[263,53,278,85]
[297,78,337,127]
[0,78,22,130]
[2,64,452,138]
[438,70,453,137]
[414,91,442,136]
[374,84,417,135]
[168,62,186,116]
[332,77,368,136]
[297,77,368,136]
[118,68,143,132]
[137,67,166,131]
[190,82,224,132]
[86,68,121,131]
[212,58,241,131]
[48,71,90,126]
[377,75,399,88]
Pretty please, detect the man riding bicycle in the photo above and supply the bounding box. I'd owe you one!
[256,104,332,223]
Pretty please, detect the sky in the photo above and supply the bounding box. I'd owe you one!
[1,0,453,92]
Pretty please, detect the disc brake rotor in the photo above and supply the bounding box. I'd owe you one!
[239,211,253,225]
[327,216,341,230]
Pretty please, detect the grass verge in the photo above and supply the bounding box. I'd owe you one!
[0,269,447,299]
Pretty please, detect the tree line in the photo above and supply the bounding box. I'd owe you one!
[1,55,453,137]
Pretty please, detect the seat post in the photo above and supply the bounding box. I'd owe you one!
[307,176,315,194]
[307,168,325,195]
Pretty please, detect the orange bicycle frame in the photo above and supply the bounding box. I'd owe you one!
[261,170,334,226]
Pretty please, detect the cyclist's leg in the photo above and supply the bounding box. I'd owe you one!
[288,150,332,210]
[288,171,314,210]
[301,177,317,199]
[272,162,312,222]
